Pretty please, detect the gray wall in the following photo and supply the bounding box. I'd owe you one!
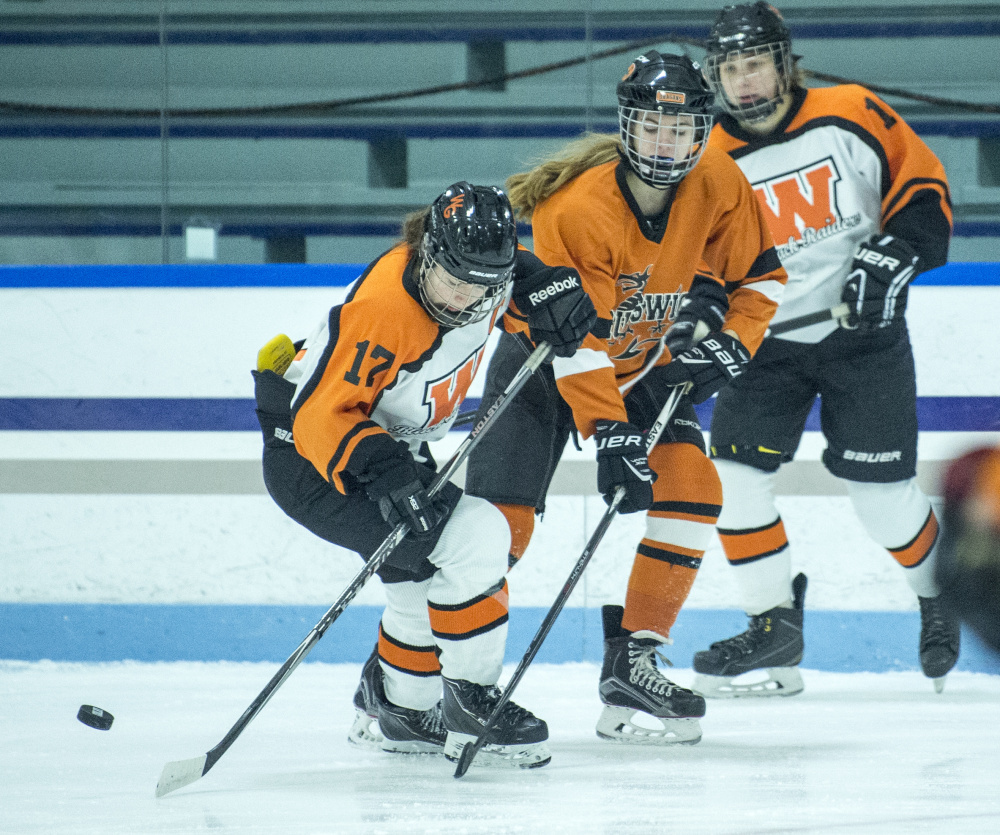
[1,1,998,264]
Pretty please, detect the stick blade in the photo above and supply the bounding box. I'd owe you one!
[156,754,208,797]
[453,741,478,778]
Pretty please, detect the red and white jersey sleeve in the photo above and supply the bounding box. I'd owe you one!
[711,85,952,344]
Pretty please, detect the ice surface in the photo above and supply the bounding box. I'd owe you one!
[3,660,999,834]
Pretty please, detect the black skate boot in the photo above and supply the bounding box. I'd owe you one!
[918,594,961,693]
[596,605,705,745]
[441,678,550,769]
[347,644,384,748]
[376,696,447,755]
[692,572,807,699]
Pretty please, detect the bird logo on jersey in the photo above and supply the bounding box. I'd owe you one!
[610,267,686,361]
[751,156,862,259]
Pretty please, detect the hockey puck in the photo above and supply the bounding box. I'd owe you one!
[77,704,114,730]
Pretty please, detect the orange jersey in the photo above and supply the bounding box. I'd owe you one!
[287,245,509,493]
[710,85,952,343]
[521,150,787,436]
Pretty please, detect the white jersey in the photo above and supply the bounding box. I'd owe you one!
[286,244,510,492]
[711,84,952,344]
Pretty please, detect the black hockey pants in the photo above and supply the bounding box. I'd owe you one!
[252,369,461,583]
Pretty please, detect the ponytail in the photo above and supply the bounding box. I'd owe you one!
[505,133,621,220]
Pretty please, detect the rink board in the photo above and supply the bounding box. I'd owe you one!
[2,602,998,673]
[2,263,999,676]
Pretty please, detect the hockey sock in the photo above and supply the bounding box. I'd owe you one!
[492,502,535,568]
[848,478,941,597]
[429,578,509,686]
[426,496,510,685]
[714,459,794,614]
[622,443,721,638]
[380,577,442,710]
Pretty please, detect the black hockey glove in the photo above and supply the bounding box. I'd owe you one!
[841,234,921,331]
[514,254,597,358]
[594,420,656,513]
[656,332,751,404]
[663,275,729,356]
[360,447,450,538]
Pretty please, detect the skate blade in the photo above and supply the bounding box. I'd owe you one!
[933,676,947,694]
[692,667,804,699]
[595,706,702,746]
[443,732,551,769]
[347,709,384,749]
[380,738,445,755]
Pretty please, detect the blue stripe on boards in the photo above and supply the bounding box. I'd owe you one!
[0,263,367,288]
[0,121,614,141]
[3,20,1000,47]
[1,262,998,288]
[0,397,261,432]
[1,121,999,142]
[3,396,998,432]
[0,220,995,239]
[2,603,997,674]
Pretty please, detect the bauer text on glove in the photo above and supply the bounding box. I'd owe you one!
[655,332,750,404]
[841,234,920,330]
[594,420,656,513]
[663,275,729,356]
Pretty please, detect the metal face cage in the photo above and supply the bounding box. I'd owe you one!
[704,40,792,123]
[618,107,714,188]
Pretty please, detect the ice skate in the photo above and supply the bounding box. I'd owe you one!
[692,573,807,699]
[595,605,705,745]
[376,696,447,754]
[347,644,384,748]
[441,677,550,769]
[347,643,447,753]
[918,594,960,693]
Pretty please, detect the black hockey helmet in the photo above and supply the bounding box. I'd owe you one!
[616,51,715,188]
[704,2,793,122]
[418,181,517,327]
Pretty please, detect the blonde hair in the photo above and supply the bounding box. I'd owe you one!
[505,133,622,221]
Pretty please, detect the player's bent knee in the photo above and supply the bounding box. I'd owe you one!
[649,443,723,509]
[430,494,511,584]
[712,458,780,530]
[492,502,535,567]
[710,440,786,473]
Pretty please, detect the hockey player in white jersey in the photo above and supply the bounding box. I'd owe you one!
[252,181,596,767]
[693,2,960,697]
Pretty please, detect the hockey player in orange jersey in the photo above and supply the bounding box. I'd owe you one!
[693,2,959,698]
[252,182,597,768]
[464,52,787,745]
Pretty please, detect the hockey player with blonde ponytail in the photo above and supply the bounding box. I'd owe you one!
[465,51,786,745]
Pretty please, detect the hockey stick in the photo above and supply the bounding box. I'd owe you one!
[765,302,850,337]
[155,341,554,798]
[453,381,688,778]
